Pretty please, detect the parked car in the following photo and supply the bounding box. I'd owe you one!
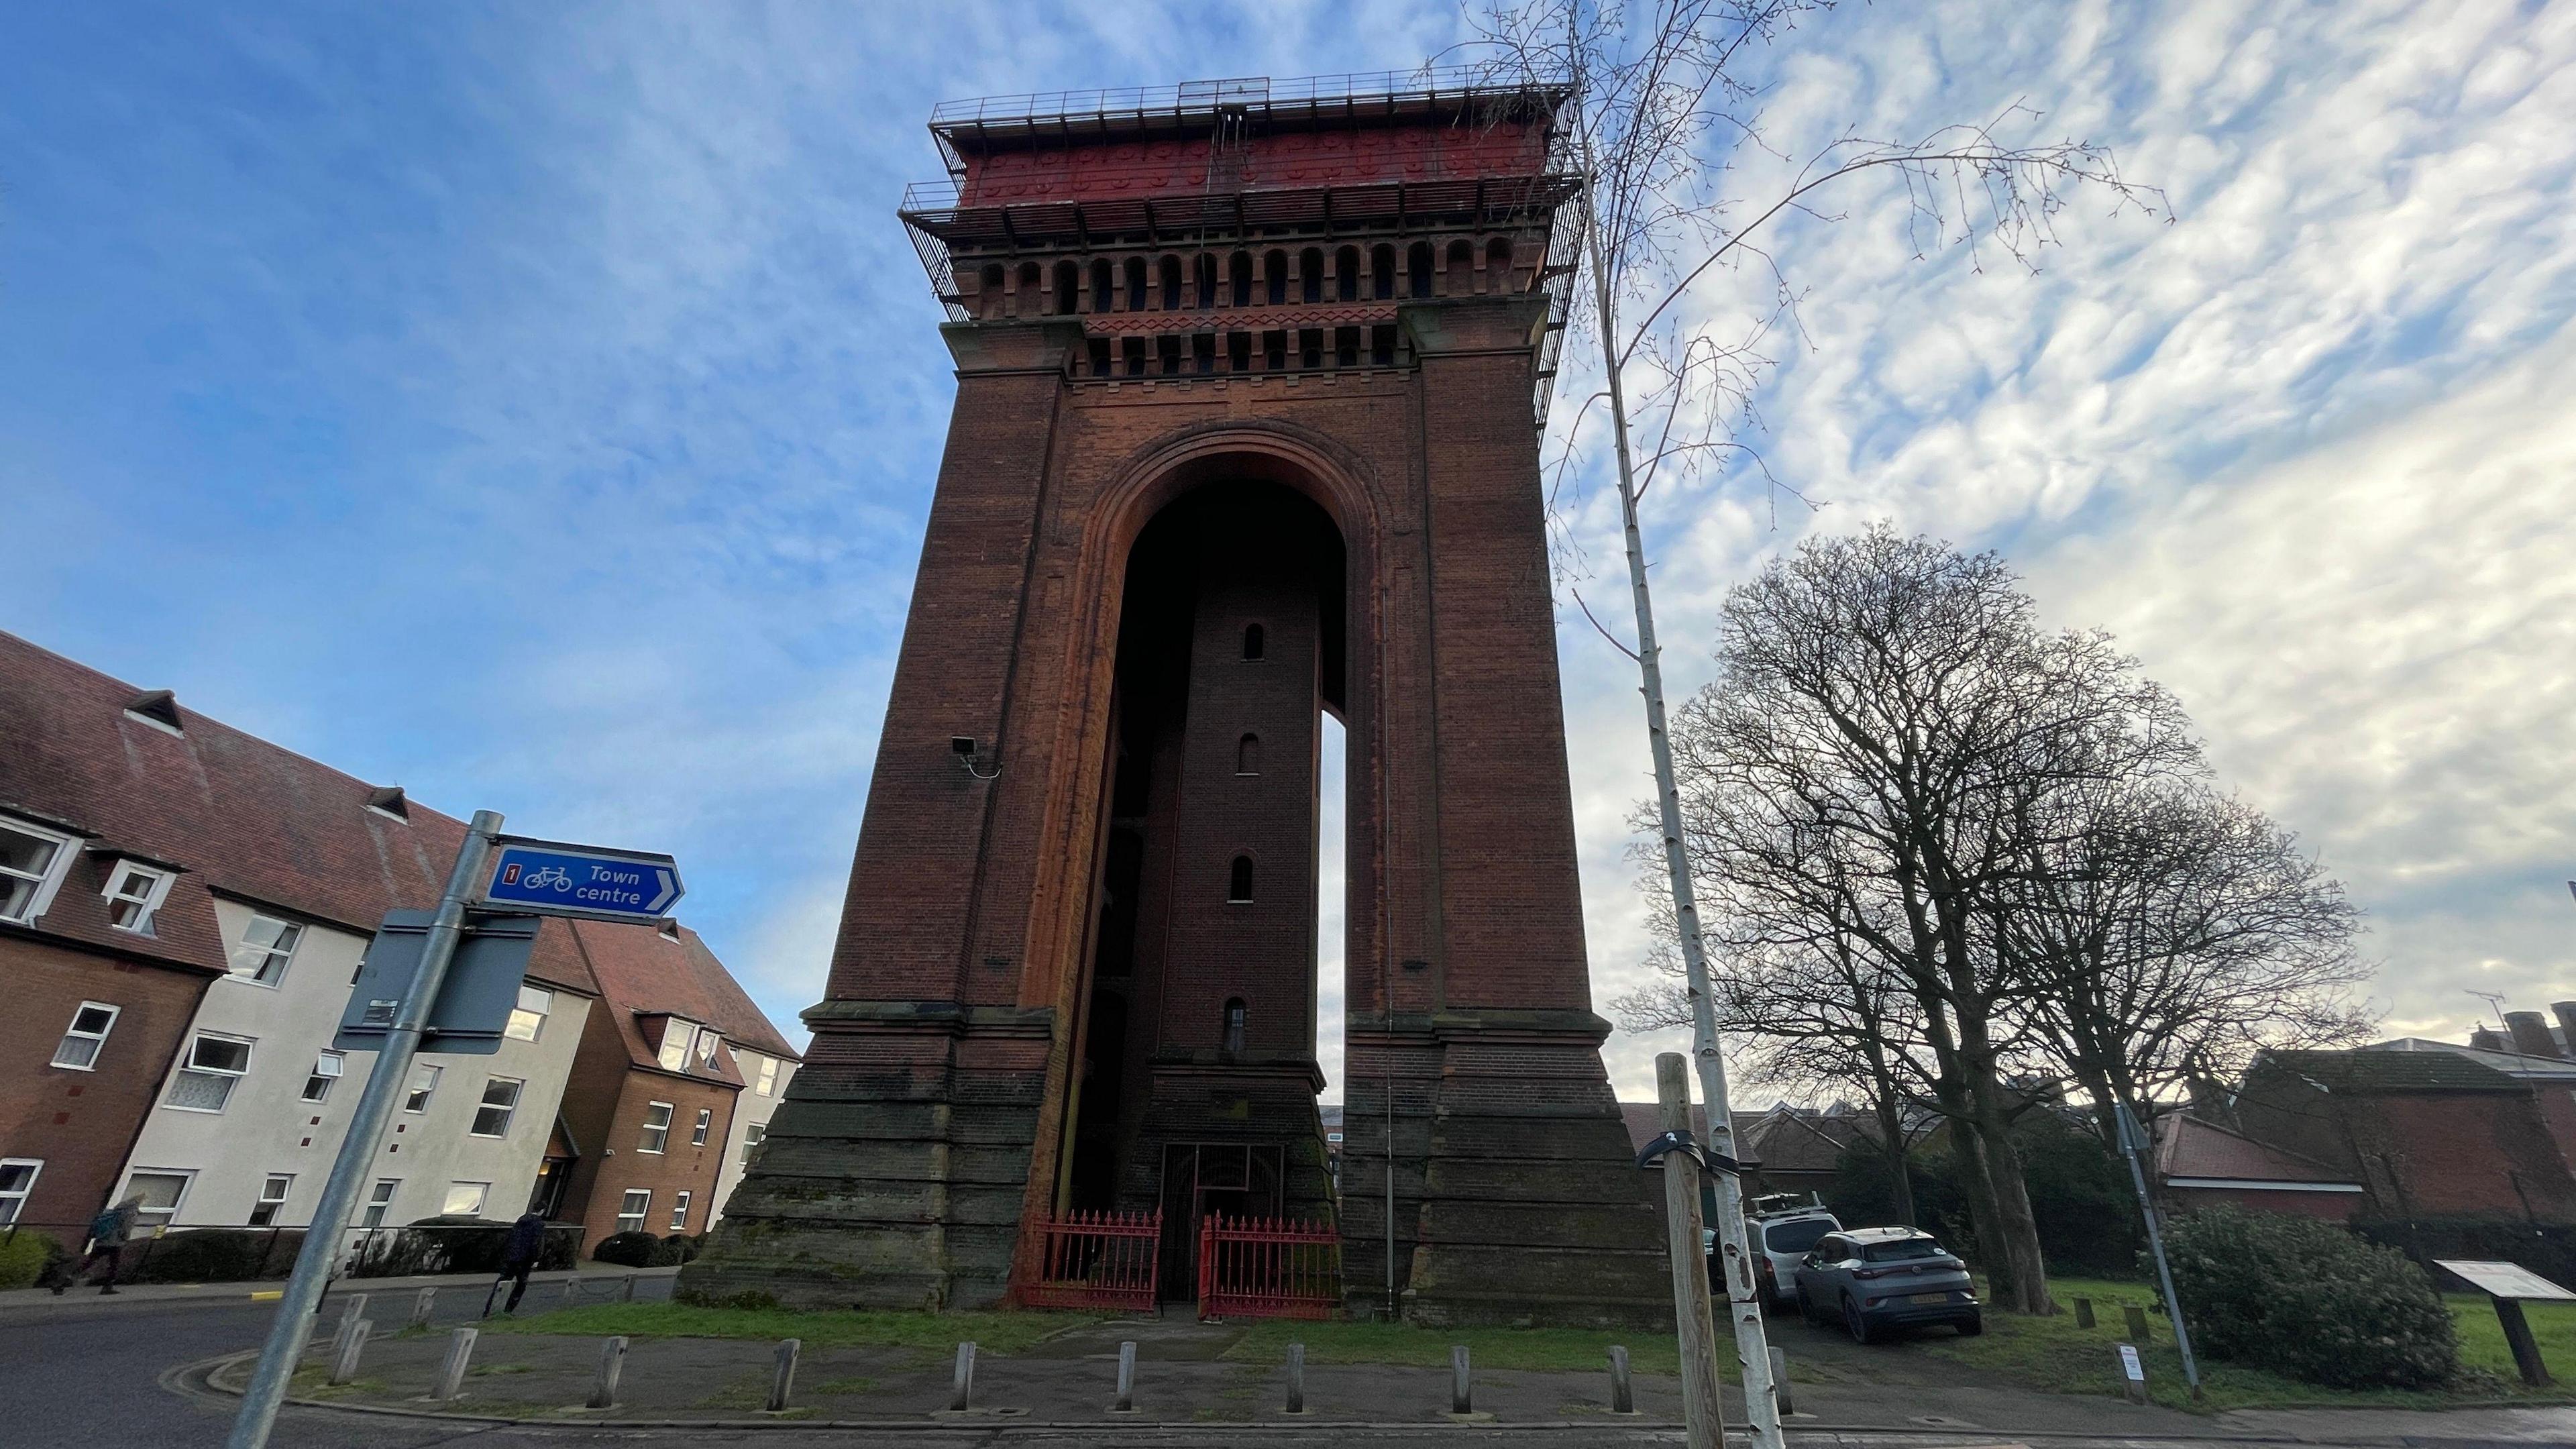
[1792,1227,1981,1343]
[1746,1199,1840,1309]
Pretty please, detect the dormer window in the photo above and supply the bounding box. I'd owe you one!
[123,690,182,735]
[365,785,409,822]
[654,1017,701,1073]
[102,861,174,934]
[694,1029,722,1068]
[0,817,77,924]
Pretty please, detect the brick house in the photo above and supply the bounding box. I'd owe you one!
[2149,1112,2366,1220]
[0,630,794,1253]
[2233,1048,2576,1222]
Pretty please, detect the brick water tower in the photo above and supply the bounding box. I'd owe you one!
[687,72,1667,1325]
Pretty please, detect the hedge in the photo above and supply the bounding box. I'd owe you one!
[2161,1205,2460,1389]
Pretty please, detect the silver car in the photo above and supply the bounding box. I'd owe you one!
[1792,1227,1982,1343]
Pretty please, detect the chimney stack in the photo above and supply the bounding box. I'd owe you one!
[2554,1003,2576,1057]
[2471,1025,2506,1051]
[2505,1010,2562,1059]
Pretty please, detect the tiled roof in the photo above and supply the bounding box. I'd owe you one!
[0,631,796,1063]
[1743,1110,1873,1173]
[2255,1048,2525,1094]
[567,918,798,1069]
[2153,1113,2356,1184]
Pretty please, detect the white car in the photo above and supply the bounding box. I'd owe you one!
[1746,1201,1840,1309]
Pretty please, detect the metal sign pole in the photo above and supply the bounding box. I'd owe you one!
[2115,1100,2202,1399]
[226,810,502,1449]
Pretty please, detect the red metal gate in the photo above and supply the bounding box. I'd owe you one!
[1020,1210,1162,1311]
[1195,1214,1341,1320]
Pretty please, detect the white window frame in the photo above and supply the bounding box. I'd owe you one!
[301,1051,344,1104]
[753,1056,779,1097]
[470,1076,523,1138]
[638,1102,673,1154]
[227,913,303,986]
[655,1021,697,1072]
[441,1181,490,1217]
[0,816,78,924]
[690,1107,712,1146]
[360,1178,400,1229]
[250,1173,292,1227]
[694,1030,721,1068]
[123,1168,195,1224]
[165,1032,254,1114]
[503,985,552,1042]
[51,1000,120,1071]
[615,1188,651,1234]
[740,1123,765,1168]
[402,1062,441,1114]
[0,1159,41,1225]
[101,860,176,934]
[669,1191,692,1232]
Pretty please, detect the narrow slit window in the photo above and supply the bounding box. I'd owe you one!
[1222,998,1246,1054]
[1242,624,1265,660]
[1228,855,1254,903]
[1236,733,1260,776]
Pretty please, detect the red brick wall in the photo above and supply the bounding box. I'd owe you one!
[0,934,213,1237]
[572,1072,736,1248]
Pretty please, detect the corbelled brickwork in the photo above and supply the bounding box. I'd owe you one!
[686,75,1667,1325]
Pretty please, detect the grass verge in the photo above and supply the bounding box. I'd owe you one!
[1919,1275,2576,1412]
[480,1302,1097,1356]
[1222,1318,1679,1375]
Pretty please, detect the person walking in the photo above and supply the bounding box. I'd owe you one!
[484,1211,548,1316]
[55,1195,145,1295]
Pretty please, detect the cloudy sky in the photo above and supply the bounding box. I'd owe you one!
[5,2,2569,1104]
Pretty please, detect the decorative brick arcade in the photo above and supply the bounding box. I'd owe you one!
[684,71,1668,1326]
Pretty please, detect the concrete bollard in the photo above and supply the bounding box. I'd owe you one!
[1450,1344,1472,1415]
[327,1319,372,1385]
[1770,1346,1794,1417]
[589,1336,627,1409]
[1113,1340,1136,1413]
[330,1293,370,1362]
[2074,1297,2094,1329]
[1284,1342,1306,1415]
[1607,1346,1635,1415]
[767,1338,800,1413]
[949,1341,976,1411]
[431,1326,478,1402]
[2125,1304,2152,1342]
[621,1273,639,1303]
[410,1287,437,1330]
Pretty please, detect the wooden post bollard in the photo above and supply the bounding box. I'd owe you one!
[1113,1340,1136,1412]
[621,1273,639,1303]
[1608,1346,1635,1414]
[2496,1299,2553,1387]
[589,1336,627,1409]
[432,1326,477,1401]
[1770,1346,1794,1417]
[2125,1304,2152,1342]
[1450,1344,1471,1415]
[2074,1297,2094,1329]
[2116,1342,2148,1404]
[327,1319,371,1385]
[767,1338,800,1412]
[410,1287,437,1330]
[1284,1342,1306,1415]
[949,1341,976,1411]
[1656,1053,1725,1449]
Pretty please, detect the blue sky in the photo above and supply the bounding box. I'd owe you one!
[5,2,2571,1102]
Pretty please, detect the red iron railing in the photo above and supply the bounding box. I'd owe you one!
[1196,1214,1342,1320]
[1020,1210,1163,1311]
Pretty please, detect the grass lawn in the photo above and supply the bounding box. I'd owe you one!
[480,1302,1099,1356]
[1919,1275,2576,1412]
[1222,1318,1679,1375]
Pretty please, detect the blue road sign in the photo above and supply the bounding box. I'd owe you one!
[478,836,683,924]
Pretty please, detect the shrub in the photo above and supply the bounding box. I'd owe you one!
[2161,1205,2460,1388]
[593,1230,661,1267]
[347,1218,577,1278]
[133,1228,274,1283]
[0,1231,66,1290]
[655,1233,703,1266]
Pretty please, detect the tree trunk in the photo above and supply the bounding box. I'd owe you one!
[1965,1076,2055,1315]
[1870,1080,1917,1226]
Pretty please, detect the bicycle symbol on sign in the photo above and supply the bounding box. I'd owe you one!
[519,865,573,892]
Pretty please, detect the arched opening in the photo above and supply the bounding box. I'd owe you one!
[1059,472,1348,1272]
[1160,256,1183,311]
[1407,241,1434,298]
[1126,256,1148,312]
[1052,260,1080,316]
[1195,253,1218,310]
[1016,261,1041,318]
[1334,246,1360,301]
[1487,237,1515,288]
[1298,248,1323,303]
[1370,244,1395,301]
[1230,251,1253,308]
[1445,239,1474,296]
[979,263,1006,319]
[1091,258,1114,313]
[1265,250,1289,305]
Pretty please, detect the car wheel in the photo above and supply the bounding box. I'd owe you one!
[1957,1313,1983,1337]
[1843,1295,1876,1346]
